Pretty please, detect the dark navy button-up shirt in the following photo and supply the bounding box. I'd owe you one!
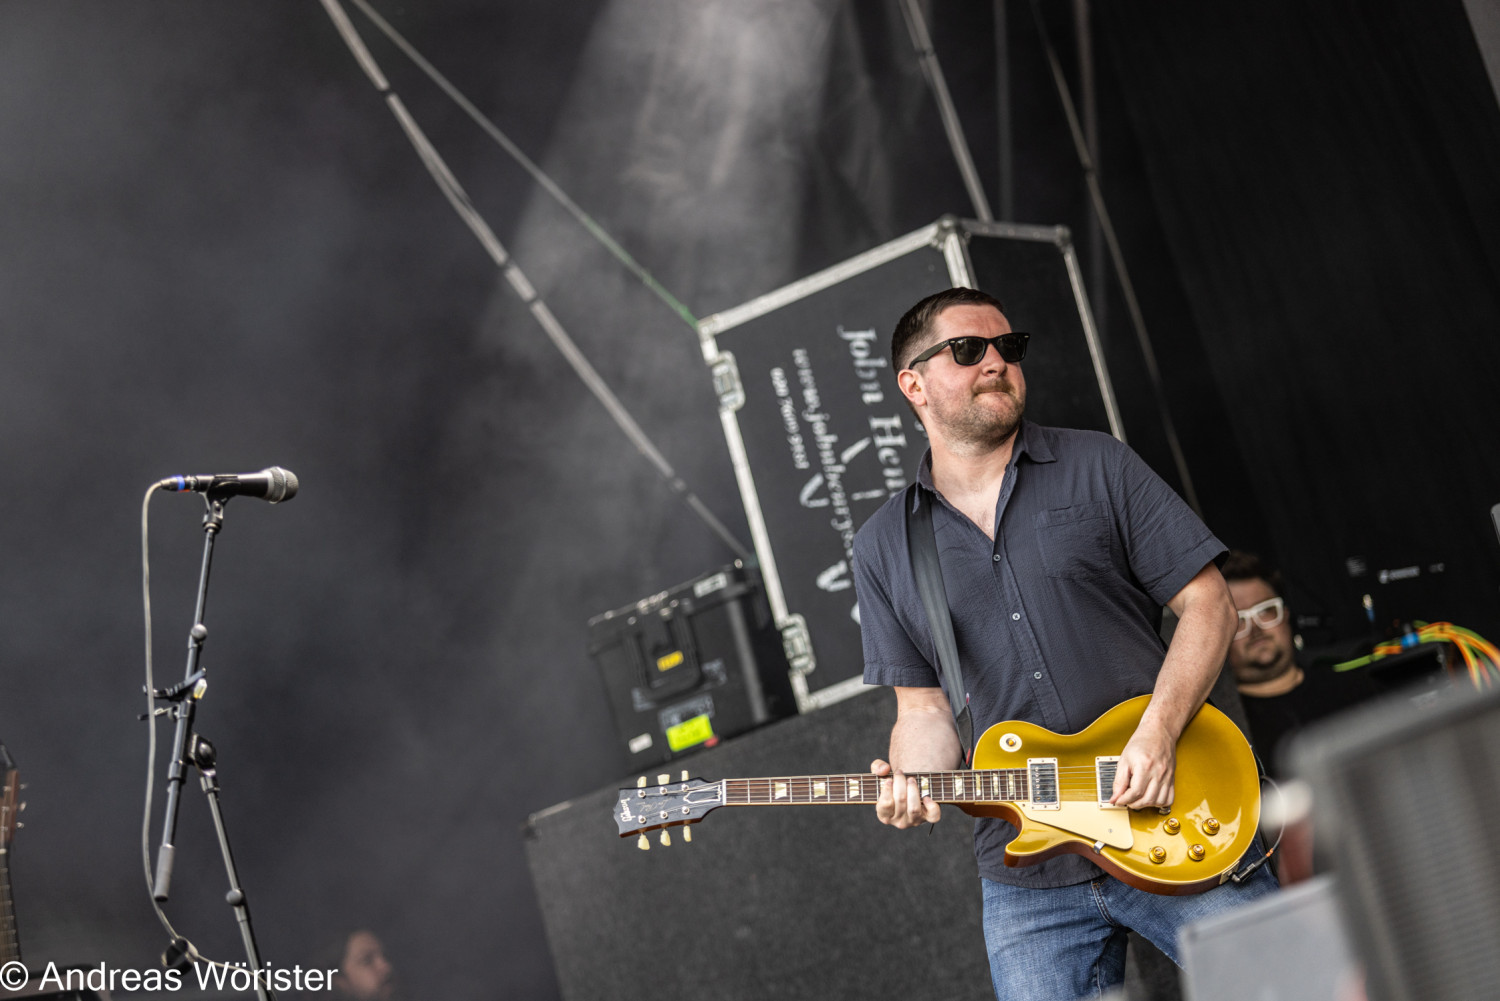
[852,420,1225,886]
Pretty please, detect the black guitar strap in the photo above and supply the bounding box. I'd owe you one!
[905,487,974,764]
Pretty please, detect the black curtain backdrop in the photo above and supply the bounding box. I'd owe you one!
[796,1,1257,546]
[1099,0,1500,639]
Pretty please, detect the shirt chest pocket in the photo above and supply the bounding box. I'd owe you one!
[1035,501,1115,581]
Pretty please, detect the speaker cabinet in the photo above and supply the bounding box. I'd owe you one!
[1291,682,1500,1001]
[523,688,991,1001]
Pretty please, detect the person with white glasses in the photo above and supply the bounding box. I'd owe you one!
[1222,551,1380,777]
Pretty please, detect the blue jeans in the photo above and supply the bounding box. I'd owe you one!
[981,860,1278,1000]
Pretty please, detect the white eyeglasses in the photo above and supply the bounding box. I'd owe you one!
[1234,596,1285,639]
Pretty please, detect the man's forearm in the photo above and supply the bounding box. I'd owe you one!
[1144,565,1237,740]
[889,688,963,773]
[1110,564,1236,807]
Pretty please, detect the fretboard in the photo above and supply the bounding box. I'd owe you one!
[1,756,21,965]
[722,769,1031,806]
[0,845,17,964]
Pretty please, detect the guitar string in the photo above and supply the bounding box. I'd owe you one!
[689,770,1219,781]
[722,789,1156,801]
[717,769,1188,802]
[716,774,1114,787]
[721,774,1131,787]
[717,767,1110,782]
[720,794,1178,804]
[720,777,1113,793]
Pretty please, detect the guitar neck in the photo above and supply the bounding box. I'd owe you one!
[0,846,16,965]
[0,752,19,966]
[721,768,1034,807]
[621,758,1102,837]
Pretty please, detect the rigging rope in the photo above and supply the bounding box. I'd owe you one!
[345,0,701,333]
[316,0,750,560]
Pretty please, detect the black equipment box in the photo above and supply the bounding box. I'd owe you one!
[588,562,793,769]
[696,217,1122,711]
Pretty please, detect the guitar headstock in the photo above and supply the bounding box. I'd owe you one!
[615,772,721,846]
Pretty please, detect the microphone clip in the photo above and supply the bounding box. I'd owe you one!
[151,669,208,705]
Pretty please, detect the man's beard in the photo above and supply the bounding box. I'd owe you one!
[925,379,1027,451]
[1239,635,1295,681]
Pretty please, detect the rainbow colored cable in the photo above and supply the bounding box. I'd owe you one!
[1334,622,1500,689]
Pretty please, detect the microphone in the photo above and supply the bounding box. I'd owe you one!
[159,467,299,503]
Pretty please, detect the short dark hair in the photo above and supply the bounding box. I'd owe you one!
[891,287,1007,371]
[1221,550,1284,597]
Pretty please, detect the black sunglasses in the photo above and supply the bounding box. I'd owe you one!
[908,332,1030,367]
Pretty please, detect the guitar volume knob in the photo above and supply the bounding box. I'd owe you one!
[1149,846,1166,864]
[1203,818,1221,835]
[1163,817,1181,834]
[1188,844,1206,861]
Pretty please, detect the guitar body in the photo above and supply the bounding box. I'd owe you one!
[962,695,1260,895]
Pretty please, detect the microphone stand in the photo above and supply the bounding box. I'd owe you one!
[150,495,273,1001]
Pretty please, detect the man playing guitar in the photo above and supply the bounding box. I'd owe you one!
[853,287,1277,1000]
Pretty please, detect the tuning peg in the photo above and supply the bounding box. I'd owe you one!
[659,830,671,846]
[680,770,689,781]
[683,827,692,843]
[637,834,649,851]
[657,774,670,785]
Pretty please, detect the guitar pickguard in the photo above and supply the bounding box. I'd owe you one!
[1017,802,1133,850]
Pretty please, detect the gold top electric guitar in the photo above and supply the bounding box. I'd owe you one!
[614,696,1262,895]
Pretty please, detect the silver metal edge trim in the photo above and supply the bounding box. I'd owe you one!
[959,218,1072,244]
[716,406,790,623]
[697,222,945,341]
[1060,240,1126,442]
[791,673,812,714]
[941,227,975,287]
[803,674,878,711]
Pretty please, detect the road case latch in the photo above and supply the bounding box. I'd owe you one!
[779,614,816,676]
[710,352,745,413]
